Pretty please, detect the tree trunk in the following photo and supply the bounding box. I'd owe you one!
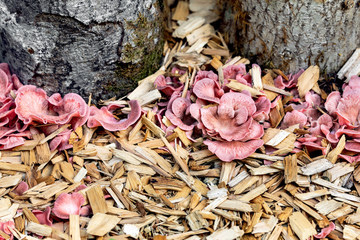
[218,0,360,73]
[0,0,164,102]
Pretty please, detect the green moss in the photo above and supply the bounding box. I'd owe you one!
[102,11,164,96]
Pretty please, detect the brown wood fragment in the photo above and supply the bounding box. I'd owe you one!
[289,212,317,240]
[296,65,320,98]
[86,213,119,236]
[284,154,297,184]
[87,185,108,214]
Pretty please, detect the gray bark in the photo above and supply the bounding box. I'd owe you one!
[218,0,360,73]
[0,0,163,102]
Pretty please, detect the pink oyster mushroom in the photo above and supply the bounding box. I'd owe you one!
[87,100,141,131]
[314,222,335,239]
[165,91,196,131]
[33,206,53,226]
[325,76,360,128]
[0,63,28,149]
[192,91,270,162]
[223,63,251,86]
[15,85,89,129]
[52,193,85,219]
[192,71,224,104]
[12,181,29,196]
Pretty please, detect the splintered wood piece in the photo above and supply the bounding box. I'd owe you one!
[217,200,253,212]
[289,212,317,240]
[21,150,36,166]
[38,182,68,199]
[0,174,22,188]
[324,162,354,182]
[32,133,51,164]
[284,154,297,184]
[301,158,333,175]
[13,140,39,151]
[315,200,343,215]
[176,171,208,196]
[263,84,292,97]
[128,69,165,100]
[232,176,260,194]
[162,136,190,175]
[144,204,187,216]
[134,89,162,106]
[327,135,346,164]
[73,167,87,183]
[329,190,360,203]
[0,162,30,172]
[227,80,265,97]
[295,189,329,201]
[219,162,236,185]
[228,171,249,188]
[174,127,192,147]
[252,216,278,234]
[251,64,263,90]
[239,184,267,202]
[187,24,215,45]
[70,214,81,240]
[87,185,108,214]
[343,225,360,240]
[293,199,322,220]
[39,124,71,144]
[265,129,291,147]
[211,209,241,221]
[172,17,206,38]
[172,1,189,21]
[297,65,320,98]
[22,208,40,224]
[86,213,119,236]
[338,48,360,81]
[167,230,208,240]
[186,211,209,230]
[312,177,351,192]
[206,226,244,240]
[328,205,354,220]
[26,222,52,237]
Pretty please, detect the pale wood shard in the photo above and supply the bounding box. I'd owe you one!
[252,216,278,234]
[329,190,360,203]
[325,162,354,182]
[227,170,249,188]
[87,185,108,214]
[211,209,241,221]
[312,177,351,192]
[284,154,297,184]
[296,65,320,98]
[328,205,354,220]
[265,129,291,147]
[0,162,30,172]
[206,226,244,240]
[26,222,52,237]
[327,135,346,164]
[343,225,360,240]
[239,184,267,202]
[217,200,253,212]
[86,213,119,236]
[289,212,317,240]
[173,17,206,38]
[32,133,51,164]
[295,188,329,201]
[0,174,22,188]
[144,204,187,216]
[186,211,209,230]
[162,136,190,175]
[338,48,360,82]
[293,199,323,220]
[128,69,165,100]
[251,64,263,90]
[300,158,333,175]
[263,84,292,96]
[172,1,189,21]
[227,80,265,97]
[186,24,215,45]
[315,200,343,215]
[134,89,162,106]
[232,176,260,194]
[38,182,68,199]
[70,214,81,240]
[38,124,71,145]
[248,165,281,175]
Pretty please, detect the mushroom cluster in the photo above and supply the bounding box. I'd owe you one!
[155,64,271,162]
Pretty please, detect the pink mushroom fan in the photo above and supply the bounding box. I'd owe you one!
[189,67,271,162]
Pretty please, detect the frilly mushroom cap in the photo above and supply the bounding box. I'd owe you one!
[12,181,29,196]
[281,110,307,129]
[15,85,89,129]
[49,129,73,151]
[0,220,15,235]
[204,139,264,162]
[314,222,335,239]
[33,206,53,226]
[192,78,224,103]
[87,100,141,131]
[154,75,183,97]
[165,92,195,131]
[52,193,85,219]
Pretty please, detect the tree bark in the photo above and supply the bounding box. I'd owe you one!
[0,0,164,102]
[218,0,360,73]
